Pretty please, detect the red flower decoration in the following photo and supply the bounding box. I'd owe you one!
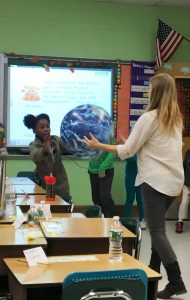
[43,64,50,72]
[44,175,56,185]
[70,67,75,73]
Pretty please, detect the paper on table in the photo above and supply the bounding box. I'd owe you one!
[47,255,99,263]
[42,221,64,232]
[23,247,48,267]
[21,228,44,238]
[13,215,26,229]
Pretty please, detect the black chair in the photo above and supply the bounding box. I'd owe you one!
[17,171,39,184]
[62,269,148,300]
[120,217,142,260]
[85,205,102,218]
[65,196,75,213]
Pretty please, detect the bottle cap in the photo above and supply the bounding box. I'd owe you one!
[113,216,119,221]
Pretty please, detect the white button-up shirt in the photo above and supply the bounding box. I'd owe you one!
[117,109,184,196]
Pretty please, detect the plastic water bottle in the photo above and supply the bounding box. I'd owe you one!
[27,205,38,225]
[5,179,17,217]
[38,200,45,217]
[109,216,123,261]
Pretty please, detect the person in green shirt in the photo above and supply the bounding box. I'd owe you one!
[88,151,117,217]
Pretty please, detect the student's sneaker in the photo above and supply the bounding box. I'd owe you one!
[175,221,183,233]
[140,220,146,229]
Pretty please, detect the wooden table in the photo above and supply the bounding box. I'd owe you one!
[0,224,47,275]
[0,207,24,224]
[16,195,71,213]
[40,218,136,256]
[49,213,85,218]
[4,253,161,300]
[0,212,84,224]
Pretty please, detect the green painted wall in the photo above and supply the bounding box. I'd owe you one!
[0,0,189,60]
[6,158,125,205]
[1,0,190,205]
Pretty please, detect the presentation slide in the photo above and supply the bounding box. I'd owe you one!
[6,65,112,148]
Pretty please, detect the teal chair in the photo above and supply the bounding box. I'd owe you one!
[120,217,142,260]
[62,269,148,300]
[85,205,102,218]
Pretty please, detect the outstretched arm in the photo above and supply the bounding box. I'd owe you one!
[30,136,51,163]
[84,133,117,154]
[84,111,155,160]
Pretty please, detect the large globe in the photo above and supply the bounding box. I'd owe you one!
[60,104,114,157]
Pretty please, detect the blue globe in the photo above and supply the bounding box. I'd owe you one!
[60,104,114,157]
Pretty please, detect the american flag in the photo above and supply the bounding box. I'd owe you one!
[156,19,184,69]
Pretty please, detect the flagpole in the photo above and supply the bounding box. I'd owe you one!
[184,37,190,44]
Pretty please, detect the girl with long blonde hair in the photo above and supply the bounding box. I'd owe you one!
[84,73,187,299]
[147,73,183,135]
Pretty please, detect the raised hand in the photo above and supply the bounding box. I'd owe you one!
[43,135,51,153]
[84,133,100,149]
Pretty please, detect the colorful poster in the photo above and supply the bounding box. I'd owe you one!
[130,61,155,128]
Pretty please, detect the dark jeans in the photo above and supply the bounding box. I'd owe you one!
[89,168,117,217]
[141,183,177,265]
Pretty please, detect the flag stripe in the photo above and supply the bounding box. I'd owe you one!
[161,30,176,50]
[162,34,181,59]
[161,32,182,56]
[155,20,184,69]
[156,39,162,68]
[162,36,183,61]
[161,32,179,54]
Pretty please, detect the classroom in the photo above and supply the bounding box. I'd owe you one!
[0,0,190,299]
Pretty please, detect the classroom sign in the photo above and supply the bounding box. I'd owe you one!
[130,61,155,129]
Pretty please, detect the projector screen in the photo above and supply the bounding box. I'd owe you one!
[6,65,113,148]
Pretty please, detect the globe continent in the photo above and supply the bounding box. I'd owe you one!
[60,104,114,157]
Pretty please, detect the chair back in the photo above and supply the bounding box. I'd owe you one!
[120,217,142,259]
[62,269,148,300]
[17,171,39,184]
[85,205,102,218]
[64,196,74,213]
